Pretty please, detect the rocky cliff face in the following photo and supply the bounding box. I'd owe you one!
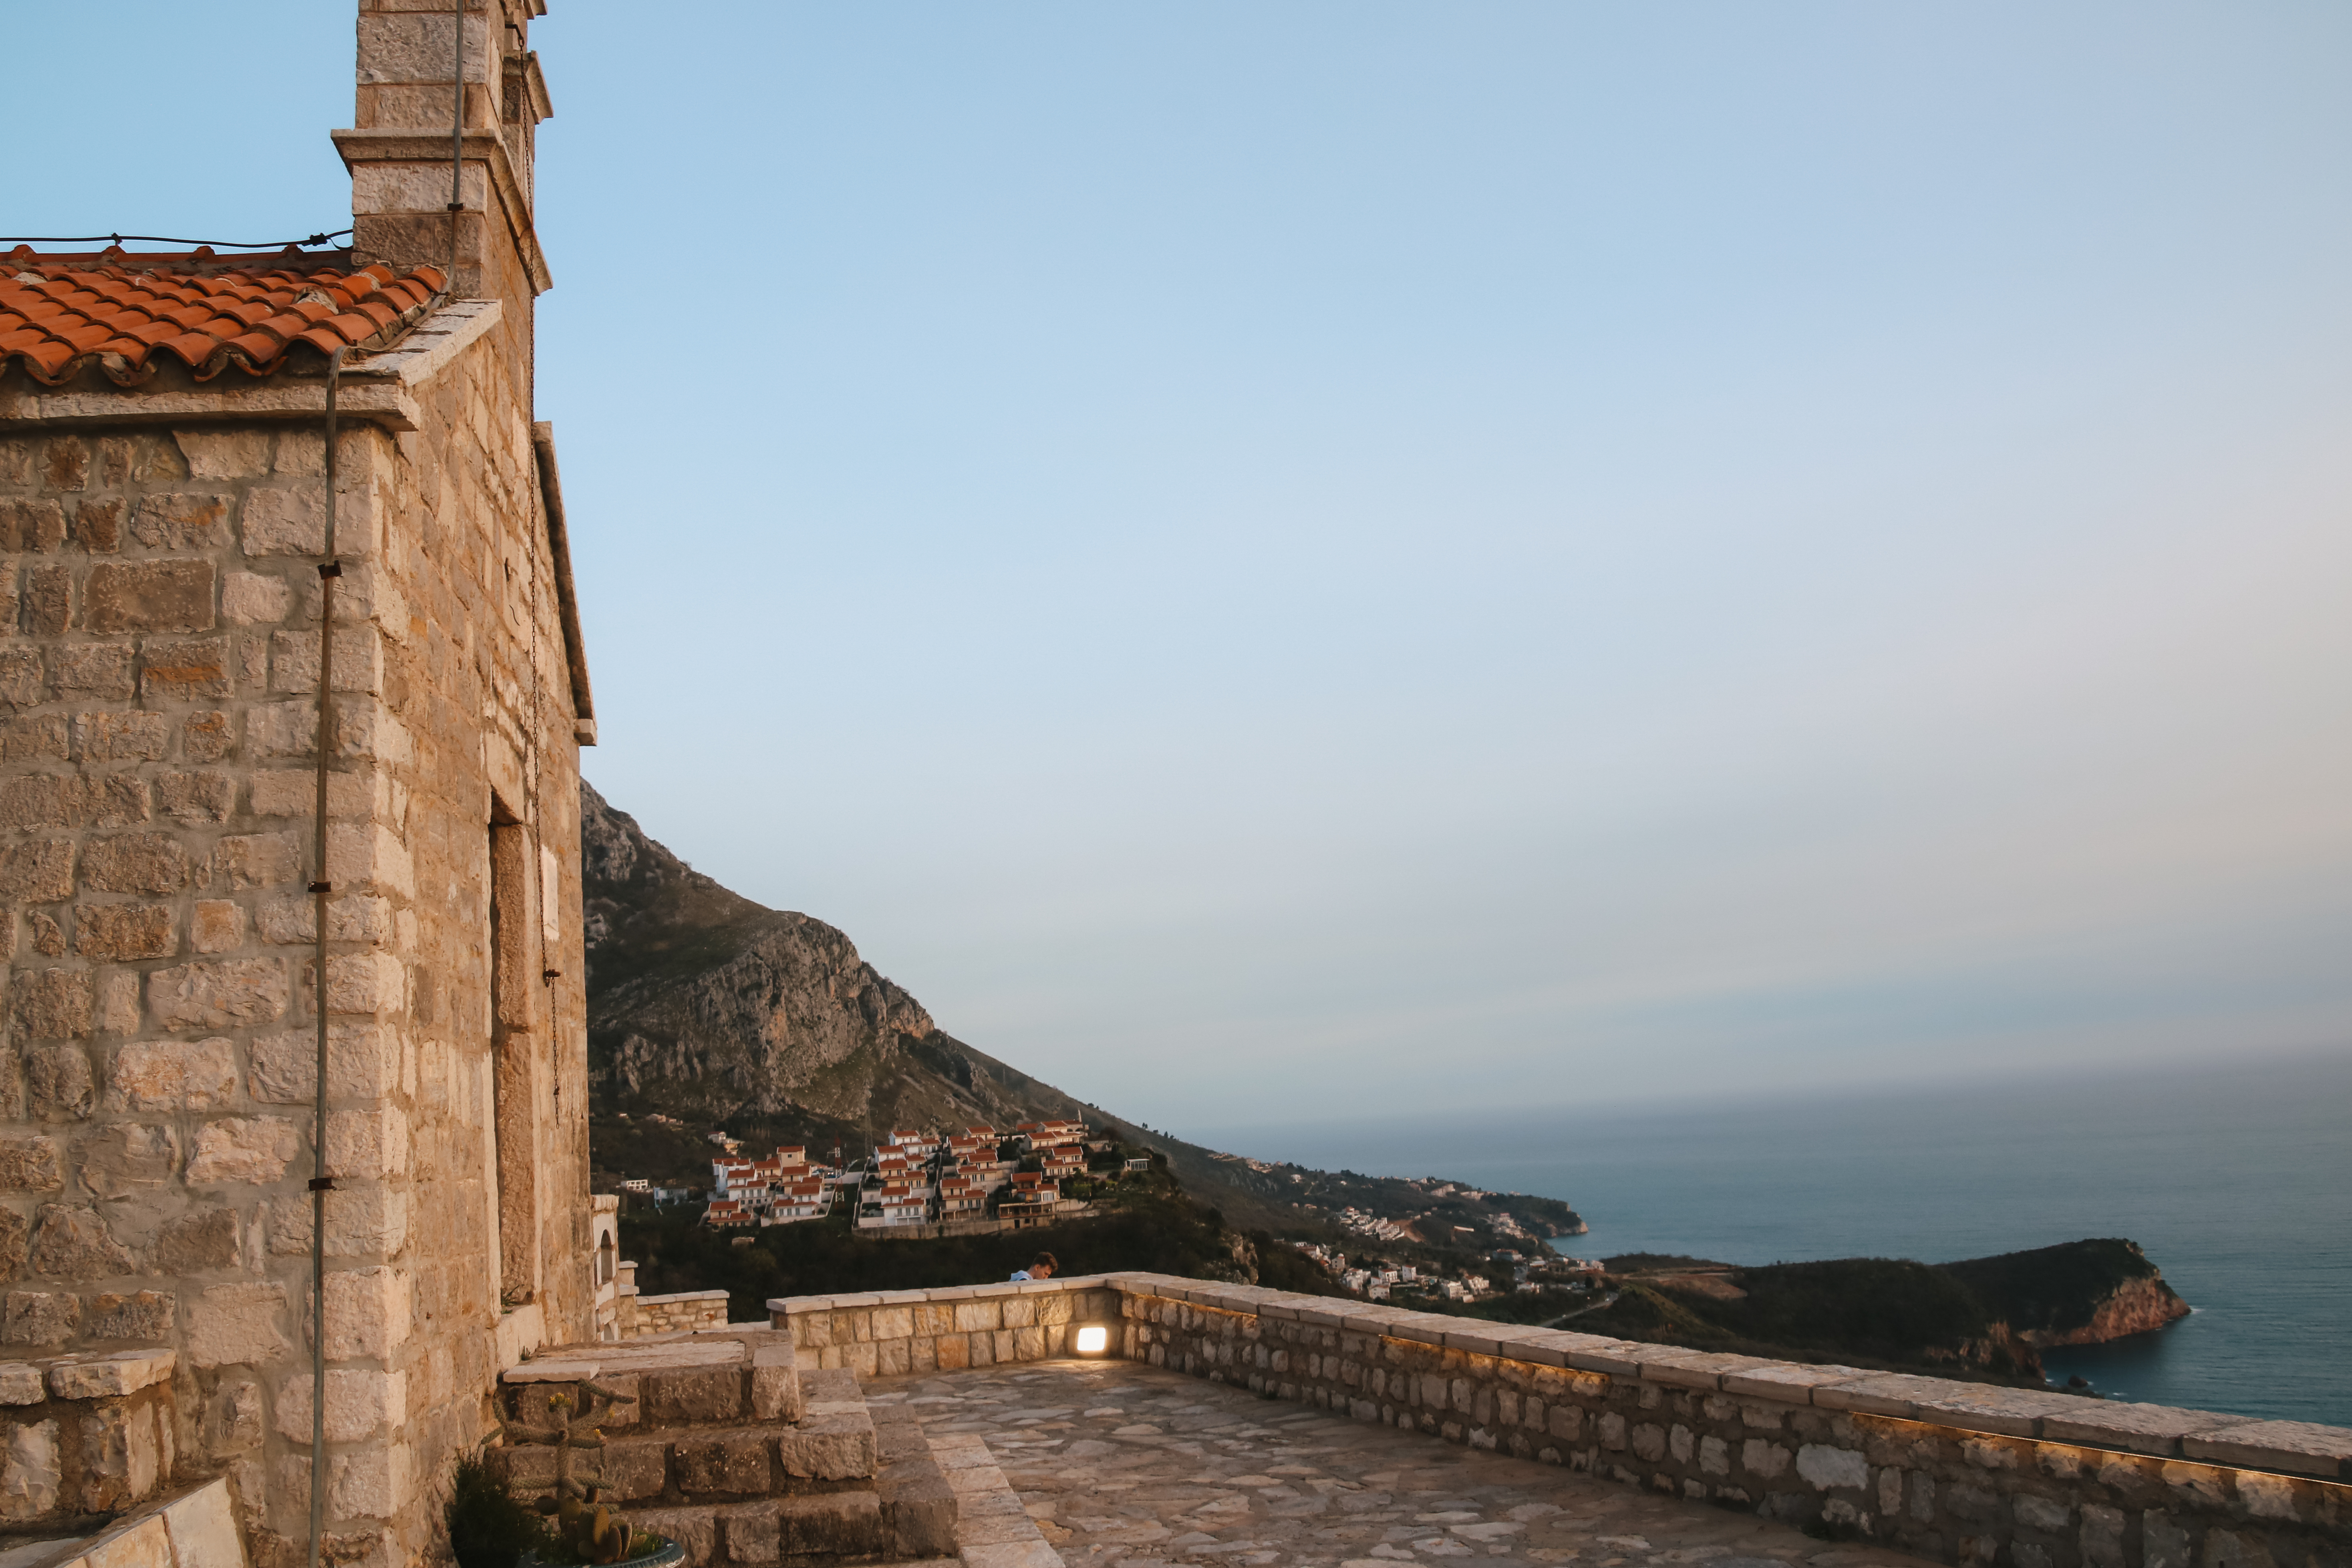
[1938,1238,2190,1349]
[581,783,1088,1133]
[2019,1273,2192,1347]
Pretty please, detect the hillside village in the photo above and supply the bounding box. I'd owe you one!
[590,1097,1583,1306]
[691,1118,1124,1232]
[589,1089,1607,1312]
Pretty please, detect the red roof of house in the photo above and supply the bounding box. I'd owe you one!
[1,247,445,386]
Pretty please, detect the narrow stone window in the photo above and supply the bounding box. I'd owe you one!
[490,811,542,1307]
[597,1230,616,1286]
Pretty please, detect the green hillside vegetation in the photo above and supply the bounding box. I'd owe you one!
[1562,1281,2028,1384]
[1567,1240,2192,1385]
[1602,1254,1732,1272]
[1939,1238,2176,1339]
[620,1186,1346,1324]
[1696,1258,1997,1363]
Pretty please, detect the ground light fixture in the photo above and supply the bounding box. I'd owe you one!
[1074,1324,1110,1356]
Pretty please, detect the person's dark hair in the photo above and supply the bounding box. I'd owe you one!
[1033,1252,1058,1273]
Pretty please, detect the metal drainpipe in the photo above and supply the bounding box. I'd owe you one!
[447,0,464,284]
[306,349,344,1568]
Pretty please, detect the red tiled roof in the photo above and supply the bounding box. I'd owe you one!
[1,245,445,387]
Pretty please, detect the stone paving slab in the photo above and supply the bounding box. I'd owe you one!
[871,1361,1939,1568]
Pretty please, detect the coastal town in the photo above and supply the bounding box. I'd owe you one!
[665,1117,1135,1232]
[596,1107,1608,1310]
[604,1105,1613,1312]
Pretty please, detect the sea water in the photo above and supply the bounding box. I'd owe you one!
[1193,1051,2352,1427]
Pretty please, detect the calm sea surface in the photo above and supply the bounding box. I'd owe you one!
[1192,1052,2352,1427]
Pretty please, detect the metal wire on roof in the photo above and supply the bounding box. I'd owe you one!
[0,230,352,251]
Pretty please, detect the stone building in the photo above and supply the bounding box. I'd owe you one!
[0,2,596,1565]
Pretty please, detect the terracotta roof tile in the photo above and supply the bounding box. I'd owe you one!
[0,245,446,387]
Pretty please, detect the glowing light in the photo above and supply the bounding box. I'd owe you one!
[1075,1324,1109,1355]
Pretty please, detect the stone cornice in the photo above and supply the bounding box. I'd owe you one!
[362,298,505,388]
[331,127,554,294]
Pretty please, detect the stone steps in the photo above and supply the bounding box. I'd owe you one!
[633,1492,885,1566]
[493,1380,879,1502]
[496,1343,958,1567]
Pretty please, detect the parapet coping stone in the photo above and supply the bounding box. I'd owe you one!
[502,1337,745,1384]
[768,1274,2352,1477]
[2039,1401,2257,1458]
[2181,1420,2352,1480]
[1637,1350,1780,1391]
[0,1349,176,1404]
[1720,1362,1869,1400]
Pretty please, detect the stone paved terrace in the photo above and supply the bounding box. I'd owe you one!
[872,1361,1940,1568]
[778,1275,2352,1568]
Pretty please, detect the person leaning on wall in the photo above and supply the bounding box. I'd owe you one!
[1010,1252,1057,1282]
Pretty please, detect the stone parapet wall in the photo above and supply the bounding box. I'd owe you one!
[772,1278,1122,1379]
[630,1291,730,1338]
[768,1274,2350,1568]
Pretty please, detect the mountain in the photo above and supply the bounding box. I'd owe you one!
[581,783,1091,1141]
[578,784,1582,1246]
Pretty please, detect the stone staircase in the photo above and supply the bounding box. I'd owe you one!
[491,1329,956,1567]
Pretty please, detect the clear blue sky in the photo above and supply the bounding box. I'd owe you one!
[16,3,2351,1131]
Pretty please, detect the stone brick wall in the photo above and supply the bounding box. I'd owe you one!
[0,307,590,1568]
[775,1278,1124,1378]
[630,1292,731,1338]
[769,1275,2350,1568]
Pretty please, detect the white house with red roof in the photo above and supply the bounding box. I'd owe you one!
[937,1173,988,1220]
[760,1176,831,1224]
[856,1181,929,1230]
[1002,1170,1061,1225]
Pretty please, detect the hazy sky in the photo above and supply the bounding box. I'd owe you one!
[16,4,2351,1133]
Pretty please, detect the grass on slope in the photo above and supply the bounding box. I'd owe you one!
[1575,1279,2046,1387]
[1937,1238,2175,1338]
